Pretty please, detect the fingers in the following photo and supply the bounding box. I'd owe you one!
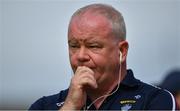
[73,66,98,89]
[80,74,98,89]
[62,66,97,109]
[76,66,94,75]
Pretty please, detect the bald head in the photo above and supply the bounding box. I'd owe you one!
[68,3,126,40]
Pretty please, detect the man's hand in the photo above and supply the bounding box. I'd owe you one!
[60,66,98,110]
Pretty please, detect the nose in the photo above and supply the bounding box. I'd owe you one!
[77,47,90,62]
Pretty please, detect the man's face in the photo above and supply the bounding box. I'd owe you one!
[68,13,120,84]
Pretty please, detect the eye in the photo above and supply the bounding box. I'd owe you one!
[87,43,102,49]
[68,42,80,49]
[89,45,99,48]
[69,44,79,48]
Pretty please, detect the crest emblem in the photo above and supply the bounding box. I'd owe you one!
[121,104,132,111]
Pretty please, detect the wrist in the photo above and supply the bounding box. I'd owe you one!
[59,100,81,110]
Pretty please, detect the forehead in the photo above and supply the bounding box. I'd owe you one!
[68,12,113,40]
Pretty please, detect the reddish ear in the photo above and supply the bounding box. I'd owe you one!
[118,40,129,63]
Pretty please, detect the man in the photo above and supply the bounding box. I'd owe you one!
[29,3,177,110]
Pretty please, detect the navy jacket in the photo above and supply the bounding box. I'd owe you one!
[29,69,177,110]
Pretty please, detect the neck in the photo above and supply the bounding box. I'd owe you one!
[86,63,127,109]
[86,78,119,109]
[88,75,119,98]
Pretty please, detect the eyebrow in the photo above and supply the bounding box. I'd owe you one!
[68,36,100,43]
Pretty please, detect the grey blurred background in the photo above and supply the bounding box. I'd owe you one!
[0,0,180,109]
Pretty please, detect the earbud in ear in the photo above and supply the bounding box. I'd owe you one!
[120,51,122,63]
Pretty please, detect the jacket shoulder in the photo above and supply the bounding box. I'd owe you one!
[139,82,176,110]
[28,89,68,110]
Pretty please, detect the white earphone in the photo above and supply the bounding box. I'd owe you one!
[85,51,123,110]
[120,51,122,63]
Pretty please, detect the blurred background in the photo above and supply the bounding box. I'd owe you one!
[0,0,180,109]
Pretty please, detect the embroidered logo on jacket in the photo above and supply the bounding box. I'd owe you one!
[120,100,136,111]
[121,104,132,111]
[56,102,64,107]
[120,100,136,104]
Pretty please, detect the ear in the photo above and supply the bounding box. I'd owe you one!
[118,40,129,63]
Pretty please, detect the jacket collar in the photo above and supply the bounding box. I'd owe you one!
[120,69,140,88]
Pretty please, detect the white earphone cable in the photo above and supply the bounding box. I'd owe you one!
[85,53,122,110]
